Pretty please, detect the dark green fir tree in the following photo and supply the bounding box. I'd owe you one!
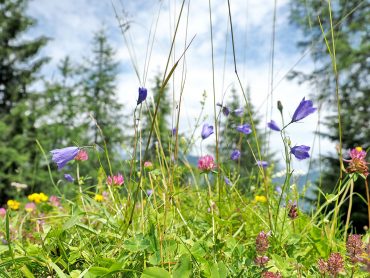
[141,74,172,162]
[290,0,370,231]
[218,87,272,190]
[81,30,124,165]
[0,0,48,201]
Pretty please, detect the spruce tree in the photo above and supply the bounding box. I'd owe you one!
[0,0,48,201]
[218,87,271,188]
[289,0,369,230]
[81,30,124,155]
[141,74,172,162]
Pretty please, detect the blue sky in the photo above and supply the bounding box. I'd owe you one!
[26,0,332,172]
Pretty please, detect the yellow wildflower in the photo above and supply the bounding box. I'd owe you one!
[7,200,20,210]
[254,195,267,203]
[39,193,48,202]
[94,194,104,202]
[28,193,48,203]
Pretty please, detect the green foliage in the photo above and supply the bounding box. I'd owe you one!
[289,0,370,231]
[81,30,125,150]
[0,0,48,200]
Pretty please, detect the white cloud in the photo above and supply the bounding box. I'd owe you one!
[26,0,333,170]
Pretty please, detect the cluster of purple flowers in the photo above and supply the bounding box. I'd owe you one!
[50,147,89,183]
[317,252,344,277]
[255,231,270,267]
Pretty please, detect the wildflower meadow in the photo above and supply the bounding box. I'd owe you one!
[0,0,369,277]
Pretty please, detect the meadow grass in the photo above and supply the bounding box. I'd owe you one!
[0,0,369,277]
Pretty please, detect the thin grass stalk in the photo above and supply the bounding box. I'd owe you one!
[205,174,216,244]
[327,0,344,180]
[207,0,221,204]
[344,178,354,239]
[365,179,370,228]
[227,0,271,231]
[35,140,62,196]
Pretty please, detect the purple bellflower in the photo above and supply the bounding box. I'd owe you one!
[291,97,317,123]
[224,177,231,186]
[222,106,230,116]
[234,108,244,117]
[267,120,280,131]
[290,145,310,160]
[230,149,241,161]
[201,123,214,140]
[256,161,268,168]
[50,147,79,170]
[217,103,230,116]
[137,87,147,105]
[64,174,74,182]
[236,124,252,135]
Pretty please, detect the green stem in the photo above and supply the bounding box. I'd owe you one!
[205,174,215,244]
[344,179,354,239]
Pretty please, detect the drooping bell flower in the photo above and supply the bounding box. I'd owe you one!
[201,123,214,140]
[50,147,79,170]
[256,161,268,168]
[236,124,252,135]
[267,120,280,131]
[290,145,310,160]
[230,149,241,161]
[216,103,230,116]
[291,97,317,123]
[137,87,147,105]
[224,177,231,186]
[234,108,244,117]
[64,174,74,182]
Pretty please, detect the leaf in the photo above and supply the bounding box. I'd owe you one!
[173,254,192,278]
[210,262,227,278]
[87,267,109,276]
[141,267,171,278]
[21,265,35,278]
[123,236,150,252]
[62,215,81,230]
[76,223,98,235]
[49,262,67,278]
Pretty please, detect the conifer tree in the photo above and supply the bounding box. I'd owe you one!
[81,30,124,154]
[0,0,48,201]
[290,0,369,230]
[218,87,272,187]
[141,74,172,162]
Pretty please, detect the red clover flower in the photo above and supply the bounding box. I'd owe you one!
[197,155,216,172]
[345,147,368,177]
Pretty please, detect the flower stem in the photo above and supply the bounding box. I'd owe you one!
[365,178,370,228]
[344,179,354,239]
[205,174,215,243]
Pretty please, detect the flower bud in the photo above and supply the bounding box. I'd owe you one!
[277,100,283,113]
